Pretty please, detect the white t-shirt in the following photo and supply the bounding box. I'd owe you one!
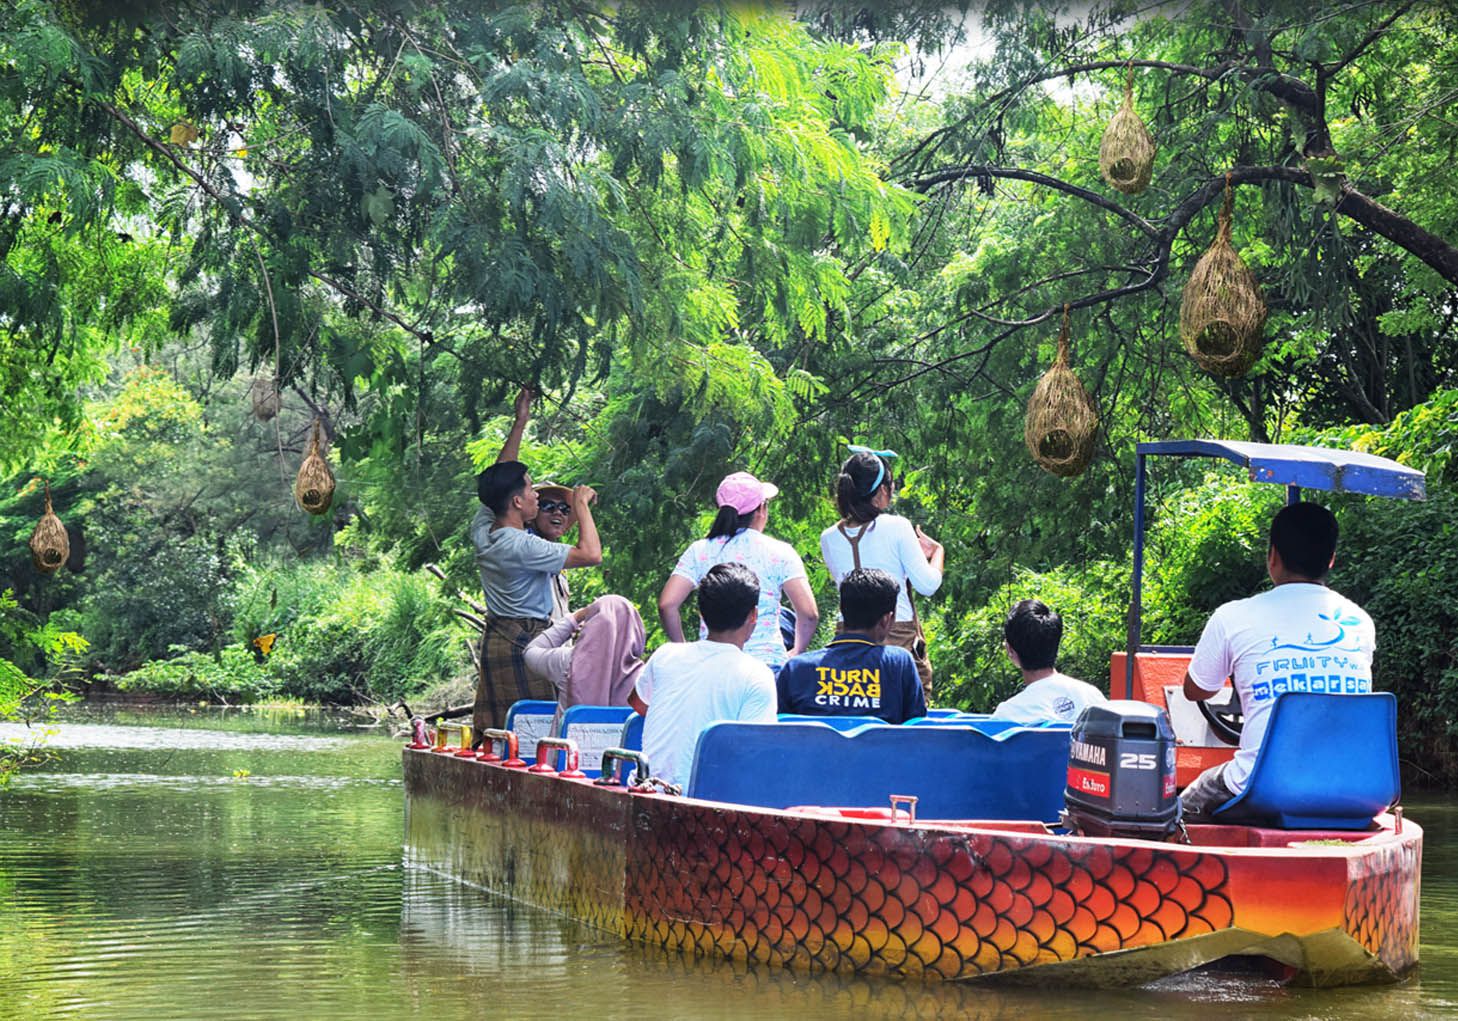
[634,640,777,788]
[819,515,941,623]
[672,530,807,667]
[991,672,1106,723]
[1187,583,1376,792]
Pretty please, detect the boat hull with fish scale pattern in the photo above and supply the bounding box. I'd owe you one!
[402,748,1420,987]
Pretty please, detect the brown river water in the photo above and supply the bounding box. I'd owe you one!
[0,706,1453,1019]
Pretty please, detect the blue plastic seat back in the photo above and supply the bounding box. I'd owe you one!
[620,712,644,752]
[1212,692,1399,830]
[685,722,1071,821]
[504,700,558,766]
[926,708,964,719]
[777,713,887,732]
[555,705,635,777]
[905,717,1024,736]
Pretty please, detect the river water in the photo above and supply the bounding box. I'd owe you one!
[0,706,1454,1020]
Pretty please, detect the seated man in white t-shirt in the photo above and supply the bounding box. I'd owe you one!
[629,563,777,789]
[1180,502,1376,818]
[991,599,1106,723]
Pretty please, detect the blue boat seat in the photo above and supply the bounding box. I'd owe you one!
[554,705,634,777]
[685,722,1072,821]
[620,712,644,752]
[776,713,887,732]
[1211,692,1399,830]
[504,700,557,766]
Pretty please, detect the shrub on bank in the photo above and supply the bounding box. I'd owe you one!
[232,560,470,704]
[103,646,281,702]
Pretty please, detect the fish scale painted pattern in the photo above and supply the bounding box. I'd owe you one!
[624,802,1234,979]
[1343,838,1421,971]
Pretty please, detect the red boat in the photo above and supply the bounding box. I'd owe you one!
[403,440,1424,987]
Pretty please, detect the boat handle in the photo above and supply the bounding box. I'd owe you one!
[476,728,525,768]
[595,749,650,787]
[530,737,587,779]
[889,794,918,823]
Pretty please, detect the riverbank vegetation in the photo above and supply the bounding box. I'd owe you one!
[2,2,1455,779]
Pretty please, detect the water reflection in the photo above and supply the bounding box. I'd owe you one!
[0,709,1453,1020]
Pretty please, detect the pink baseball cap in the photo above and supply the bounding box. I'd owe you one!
[716,471,779,514]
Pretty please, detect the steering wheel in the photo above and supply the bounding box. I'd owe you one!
[1198,687,1244,746]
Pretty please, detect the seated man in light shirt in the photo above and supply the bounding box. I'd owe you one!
[991,599,1106,723]
[629,563,778,788]
[1179,502,1376,818]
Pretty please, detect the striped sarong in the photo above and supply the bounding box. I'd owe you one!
[473,615,551,740]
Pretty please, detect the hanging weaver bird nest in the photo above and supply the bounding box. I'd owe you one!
[294,419,336,516]
[1179,175,1268,377]
[1024,306,1099,477]
[250,376,281,422]
[28,482,69,574]
[1099,65,1155,195]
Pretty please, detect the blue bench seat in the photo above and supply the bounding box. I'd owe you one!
[685,722,1072,822]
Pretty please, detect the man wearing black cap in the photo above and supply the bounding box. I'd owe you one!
[470,392,602,736]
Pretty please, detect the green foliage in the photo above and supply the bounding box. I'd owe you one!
[0,588,82,784]
[231,559,469,704]
[935,561,1130,712]
[103,645,280,703]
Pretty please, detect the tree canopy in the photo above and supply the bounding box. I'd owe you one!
[3,1,1457,774]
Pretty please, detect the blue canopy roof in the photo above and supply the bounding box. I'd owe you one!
[1137,440,1426,500]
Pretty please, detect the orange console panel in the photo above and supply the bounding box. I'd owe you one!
[1110,651,1236,787]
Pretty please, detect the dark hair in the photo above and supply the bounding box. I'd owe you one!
[1270,502,1339,580]
[1004,599,1062,671]
[839,568,900,631]
[477,461,530,515]
[835,451,891,523]
[707,505,758,541]
[698,563,760,632]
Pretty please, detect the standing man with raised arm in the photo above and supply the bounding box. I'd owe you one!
[470,387,602,737]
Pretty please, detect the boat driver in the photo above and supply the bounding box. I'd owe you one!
[1179,502,1376,818]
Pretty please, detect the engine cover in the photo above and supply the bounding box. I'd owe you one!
[1064,700,1181,839]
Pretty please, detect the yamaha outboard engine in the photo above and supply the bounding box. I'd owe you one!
[1064,700,1181,839]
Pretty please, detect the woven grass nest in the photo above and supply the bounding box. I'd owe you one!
[28,482,69,574]
[250,376,281,422]
[1099,67,1154,195]
[1025,306,1099,477]
[1179,177,1267,377]
[294,419,336,516]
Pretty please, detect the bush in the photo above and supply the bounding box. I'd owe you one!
[232,559,471,704]
[103,646,281,702]
[934,561,1130,711]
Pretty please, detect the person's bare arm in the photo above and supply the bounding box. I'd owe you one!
[562,485,602,568]
[496,387,533,463]
[628,690,648,716]
[658,574,695,643]
[1183,673,1217,702]
[784,577,819,658]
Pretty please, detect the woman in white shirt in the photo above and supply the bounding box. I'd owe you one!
[658,472,820,670]
[819,448,944,700]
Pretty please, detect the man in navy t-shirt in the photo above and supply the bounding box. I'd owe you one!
[777,568,927,724]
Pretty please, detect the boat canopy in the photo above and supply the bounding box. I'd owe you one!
[1138,440,1426,500]
[1126,439,1428,686]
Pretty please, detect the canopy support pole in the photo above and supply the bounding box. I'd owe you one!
[1126,451,1147,692]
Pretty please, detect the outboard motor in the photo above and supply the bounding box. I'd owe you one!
[1064,700,1181,840]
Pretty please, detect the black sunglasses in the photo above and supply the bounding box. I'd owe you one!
[538,500,571,514]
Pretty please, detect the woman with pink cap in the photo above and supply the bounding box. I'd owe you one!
[657,471,819,669]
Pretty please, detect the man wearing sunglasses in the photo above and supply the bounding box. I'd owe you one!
[530,483,576,622]
[469,388,602,735]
